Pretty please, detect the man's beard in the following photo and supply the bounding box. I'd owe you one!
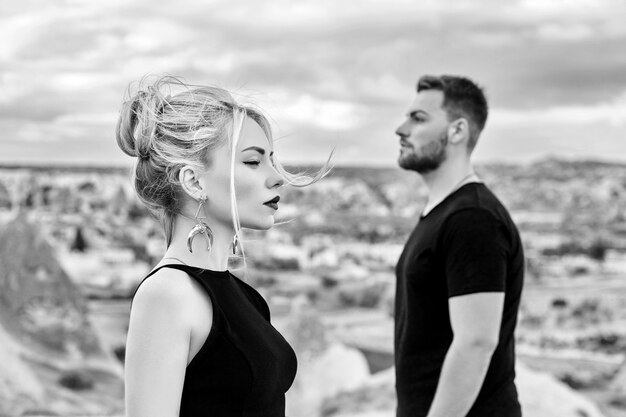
[398,131,448,174]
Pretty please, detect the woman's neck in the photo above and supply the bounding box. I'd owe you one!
[162,215,234,271]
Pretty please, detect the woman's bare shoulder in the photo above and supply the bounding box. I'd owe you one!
[131,267,203,320]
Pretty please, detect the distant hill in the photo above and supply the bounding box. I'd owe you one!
[1,156,625,174]
[0,215,101,353]
[0,215,123,415]
[0,163,130,174]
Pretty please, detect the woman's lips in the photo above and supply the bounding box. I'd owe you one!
[263,196,280,210]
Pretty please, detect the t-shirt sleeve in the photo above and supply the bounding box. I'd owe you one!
[441,208,510,298]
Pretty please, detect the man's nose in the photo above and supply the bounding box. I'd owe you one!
[395,120,409,138]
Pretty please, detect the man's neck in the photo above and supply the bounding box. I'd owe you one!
[421,161,478,216]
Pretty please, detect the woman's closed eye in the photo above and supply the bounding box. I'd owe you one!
[244,160,261,167]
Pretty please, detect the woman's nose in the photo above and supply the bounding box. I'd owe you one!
[267,170,284,189]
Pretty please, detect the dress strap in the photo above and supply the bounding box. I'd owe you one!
[129,263,197,309]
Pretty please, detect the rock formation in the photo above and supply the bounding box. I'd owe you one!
[282,300,371,417]
[608,358,626,400]
[0,215,123,415]
[320,362,606,417]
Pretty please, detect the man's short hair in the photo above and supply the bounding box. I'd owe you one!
[416,75,488,151]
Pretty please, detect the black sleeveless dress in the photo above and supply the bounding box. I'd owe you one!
[131,264,298,417]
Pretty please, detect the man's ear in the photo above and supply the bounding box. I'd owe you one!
[179,165,205,200]
[448,118,470,145]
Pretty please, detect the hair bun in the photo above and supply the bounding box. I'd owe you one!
[115,94,142,158]
[115,82,166,159]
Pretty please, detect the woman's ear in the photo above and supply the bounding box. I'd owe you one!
[179,165,205,200]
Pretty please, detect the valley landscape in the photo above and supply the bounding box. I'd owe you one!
[1,158,625,416]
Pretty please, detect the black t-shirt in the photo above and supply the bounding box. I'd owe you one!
[395,182,524,417]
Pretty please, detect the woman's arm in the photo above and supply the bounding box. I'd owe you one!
[124,270,200,417]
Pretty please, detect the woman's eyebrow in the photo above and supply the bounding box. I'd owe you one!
[241,146,266,155]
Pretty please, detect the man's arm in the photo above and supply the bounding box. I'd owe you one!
[425,292,504,417]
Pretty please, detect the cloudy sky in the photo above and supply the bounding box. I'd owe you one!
[1,0,625,167]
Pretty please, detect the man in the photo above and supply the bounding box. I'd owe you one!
[394,75,524,417]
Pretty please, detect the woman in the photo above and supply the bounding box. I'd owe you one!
[118,76,329,417]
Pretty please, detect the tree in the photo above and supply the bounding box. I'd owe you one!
[587,238,608,263]
[71,226,88,252]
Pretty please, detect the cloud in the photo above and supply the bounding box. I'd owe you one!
[1,0,626,166]
[491,90,626,128]
[271,93,365,131]
[475,120,626,164]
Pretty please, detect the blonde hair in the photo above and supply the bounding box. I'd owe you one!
[115,75,331,249]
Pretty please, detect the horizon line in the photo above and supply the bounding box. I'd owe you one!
[1,154,626,172]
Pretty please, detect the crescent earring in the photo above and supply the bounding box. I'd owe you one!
[186,196,214,253]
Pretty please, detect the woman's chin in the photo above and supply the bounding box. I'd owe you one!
[241,216,275,231]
